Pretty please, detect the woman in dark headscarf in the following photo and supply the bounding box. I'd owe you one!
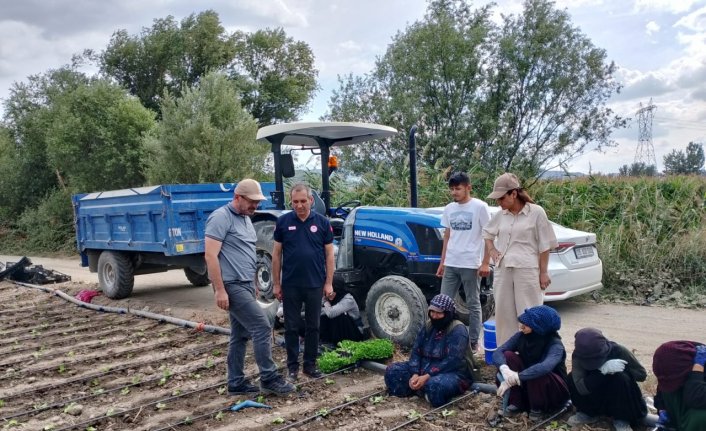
[652,340,706,431]
[492,305,569,421]
[568,328,648,431]
[319,285,367,344]
[384,294,473,407]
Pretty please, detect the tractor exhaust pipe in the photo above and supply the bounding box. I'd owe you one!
[409,125,418,208]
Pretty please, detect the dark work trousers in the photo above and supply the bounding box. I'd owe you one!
[320,314,366,345]
[568,370,647,425]
[283,287,322,372]
[503,351,570,413]
[385,362,469,407]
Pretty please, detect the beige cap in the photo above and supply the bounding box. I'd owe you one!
[486,173,521,199]
[234,179,267,201]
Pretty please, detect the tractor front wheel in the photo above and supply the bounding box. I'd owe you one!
[365,276,427,348]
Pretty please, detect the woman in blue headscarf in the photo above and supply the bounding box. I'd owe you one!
[492,305,569,420]
[384,294,473,407]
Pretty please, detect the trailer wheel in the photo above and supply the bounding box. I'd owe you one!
[97,251,134,299]
[184,267,210,286]
[365,275,427,348]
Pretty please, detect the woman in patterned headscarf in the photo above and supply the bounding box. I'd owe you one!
[492,305,569,421]
[384,294,473,407]
[652,340,706,431]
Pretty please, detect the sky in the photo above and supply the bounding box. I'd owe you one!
[1,0,705,174]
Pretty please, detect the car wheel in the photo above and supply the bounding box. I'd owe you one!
[97,251,134,299]
[365,275,427,348]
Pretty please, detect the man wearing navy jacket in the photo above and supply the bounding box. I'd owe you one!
[272,182,334,382]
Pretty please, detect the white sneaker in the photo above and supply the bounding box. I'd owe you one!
[567,411,598,426]
[613,419,633,431]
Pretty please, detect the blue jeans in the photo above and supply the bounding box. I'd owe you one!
[440,266,481,344]
[283,287,322,371]
[225,281,278,386]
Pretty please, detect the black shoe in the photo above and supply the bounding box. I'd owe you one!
[261,376,296,395]
[287,369,298,382]
[303,367,324,379]
[228,381,260,395]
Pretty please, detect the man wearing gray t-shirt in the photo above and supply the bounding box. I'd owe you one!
[205,179,294,396]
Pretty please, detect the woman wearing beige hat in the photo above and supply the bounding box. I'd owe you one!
[479,173,558,346]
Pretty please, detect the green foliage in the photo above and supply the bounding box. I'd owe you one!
[663,142,705,175]
[326,0,624,182]
[317,339,394,373]
[12,188,75,253]
[533,176,706,302]
[230,28,319,126]
[618,162,657,177]
[144,72,267,184]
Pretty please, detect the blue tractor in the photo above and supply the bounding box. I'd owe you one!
[254,122,494,347]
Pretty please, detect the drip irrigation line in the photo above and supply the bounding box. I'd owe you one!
[0,320,123,347]
[273,386,387,431]
[0,316,100,338]
[527,400,572,431]
[1,340,228,399]
[0,324,163,359]
[0,358,227,421]
[152,364,360,431]
[0,328,193,370]
[387,389,480,431]
[0,332,202,380]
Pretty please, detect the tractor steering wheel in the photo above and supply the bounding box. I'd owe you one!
[334,200,361,217]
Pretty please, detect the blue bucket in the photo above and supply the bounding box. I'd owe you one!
[483,320,496,365]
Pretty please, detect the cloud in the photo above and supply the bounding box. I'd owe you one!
[633,0,702,14]
[674,4,706,30]
[613,71,674,101]
[231,0,309,28]
[645,20,661,35]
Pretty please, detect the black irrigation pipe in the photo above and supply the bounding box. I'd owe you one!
[0,358,227,421]
[1,339,229,399]
[273,386,388,431]
[153,364,360,431]
[527,400,572,431]
[0,328,190,370]
[387,388,481,431]
[0,324,164,359]
[0,332,202,380]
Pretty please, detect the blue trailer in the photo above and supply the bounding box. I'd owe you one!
[72,182,282,299]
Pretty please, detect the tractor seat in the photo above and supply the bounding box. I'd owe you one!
[330,217,345,238]
[311,191,326,215]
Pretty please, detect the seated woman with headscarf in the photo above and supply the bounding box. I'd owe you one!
[319,286,367,345]
[384,294,473,407]
[568,328,648,431]
[492,305,569,421]
[652,340,706,431]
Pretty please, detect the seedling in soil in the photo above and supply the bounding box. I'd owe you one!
[217,386,226,395]
[272,417,285,424]
[4,419,20,427]
[407,410,422,420]
[0,400,5,407]
[256,395,266,404]
[120,387,131,396]
[184,417,193,425]
[212,349,222,356]
[545,421,570,430]
[324,378,335,385]
[317,408,329,417]
[86,427,97,431]
[42,425,56,430]
[441,409,455,418]
[58,364,67,374]
[370,395,385,405]
[158,368,172,385]
[215,411,225,421]
[67,351,75,357]
[131,376,141,384]
[344,395,357,402]
[90,378,100,387]
[92,388,104,395]
[206,358,215,368]
[63,403,77,414]
[172,389,182,396]
[33,402,48,410]
[155,403,167,411]
[106,407,116,417]
[32,352,41,359]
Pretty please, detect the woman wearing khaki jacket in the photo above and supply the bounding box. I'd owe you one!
[479,173,557,346]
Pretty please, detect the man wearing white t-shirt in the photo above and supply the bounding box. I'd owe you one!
[436,172,490,351]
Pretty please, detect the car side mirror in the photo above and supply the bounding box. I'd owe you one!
[280,153,295,178]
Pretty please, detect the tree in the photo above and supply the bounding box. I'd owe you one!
[325,0,625,183]
[98,11,318,124]
[618,162,657,177]
[144,72,267,184]
[663,142,704,175]
[230,28,319,126]
[100,10,236,113]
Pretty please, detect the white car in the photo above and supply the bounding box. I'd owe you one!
[489,206,603,301]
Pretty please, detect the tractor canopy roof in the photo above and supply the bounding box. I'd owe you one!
[256,122,397,149]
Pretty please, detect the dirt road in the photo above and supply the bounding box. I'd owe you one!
[3,254,702,372]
